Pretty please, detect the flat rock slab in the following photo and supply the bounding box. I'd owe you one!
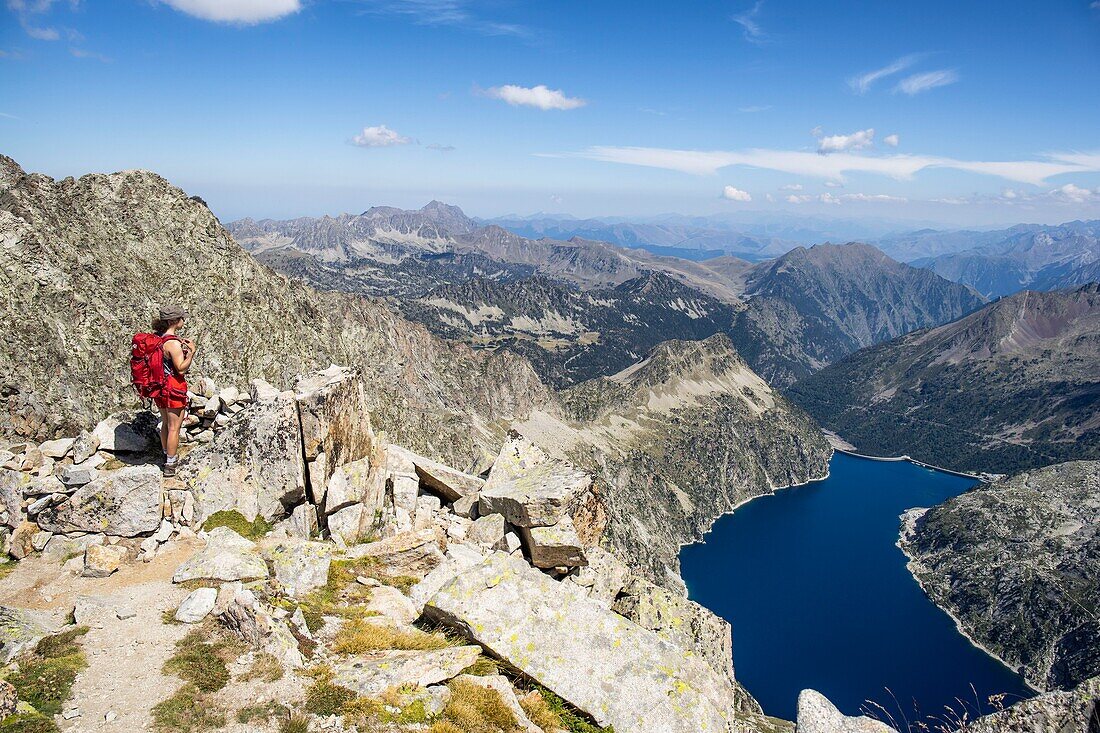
[345,528,444,580]
[263,539,332,597]
[0,606,57,663]
[519,515,587,568]
[172,526,269,583]
[390,446,484,501]
[37,465,162,537]
[331,645,481,696]
[423,552,737,733]
[479,435,590,528]
[91,413,157,453]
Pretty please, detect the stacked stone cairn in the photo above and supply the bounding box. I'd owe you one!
[0,365,788,733]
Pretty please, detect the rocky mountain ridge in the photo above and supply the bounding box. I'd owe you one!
[790,283,1100,473]
[899,460,1100,692]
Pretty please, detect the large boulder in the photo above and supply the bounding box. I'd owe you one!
[331,645,481,696]
[172,526,269,583]
[346,529,444,580]
[322,457,385,520]
[37,465,162,537]
[423,552,739,733]
[479,435,590,528]
[390,446,484,502]
[519,516,587,568]
[179,391,305,524]
[295,366,374,481]
[263,539,332,597]
[213,582,304,668]
[795,690,895,733]
[91,412,158,453]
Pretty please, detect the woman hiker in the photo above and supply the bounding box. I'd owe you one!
[152,305,197,476]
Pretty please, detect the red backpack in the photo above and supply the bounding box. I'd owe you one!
[130,333,180,399]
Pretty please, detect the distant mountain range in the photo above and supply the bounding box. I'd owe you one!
[789,283,1100,473]
[230,205,989,390]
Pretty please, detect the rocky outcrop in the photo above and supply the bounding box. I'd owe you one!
[422,552,740,733]
[900,460,1100,691]
[172,526,269,583]
[795,690,895,733]
[37,464,162,537]
[956,675,1100,733]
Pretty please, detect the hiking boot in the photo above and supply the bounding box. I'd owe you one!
[163,463,178,477]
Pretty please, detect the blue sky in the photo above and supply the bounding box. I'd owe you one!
[2,0,1099,226]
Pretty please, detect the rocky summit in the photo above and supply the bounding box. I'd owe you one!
[900,460,1100,691]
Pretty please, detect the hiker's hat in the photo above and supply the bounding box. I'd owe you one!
[158,305,189,321]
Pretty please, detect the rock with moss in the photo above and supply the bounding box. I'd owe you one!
[0,606,56,664]
[389,445,484,502]
[345,528,444,580]
[173,526,269,583]
[795,690,895,733]
[519,516,587,569]
[331,645,481,696]
[424,551,742,733]
[37,464,162,537]
[263,539,332,597]
[900,460,1100,691]
[295,366,375,474]
[179,391,305,525]
[479,435,591,528]
[212,582,303,668]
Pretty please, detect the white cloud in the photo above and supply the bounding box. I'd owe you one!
[765,193,775,202]
[1001,188,1018,199]
[722,185,752,202]
[561,145,1099,186]
[351,125,413,147]
[883,134,899,147]
[732,1,767,44]
[159,0,301,24]
[841,193,907,203]
[819,193,841,205]
[896,69,959,95]
[848,54,920,94]
[816,128,875,154]
[786,194,807,204]
[779,183,803,191]
[823,180,844,188]
[485,84,586,111]
[1052,183,1097,203]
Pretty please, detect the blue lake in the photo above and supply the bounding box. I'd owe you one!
[680,452,1034,725]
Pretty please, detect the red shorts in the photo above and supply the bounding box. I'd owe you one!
[155,375,189,410]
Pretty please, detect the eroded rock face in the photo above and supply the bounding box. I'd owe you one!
[263,539,332,598]
[179,391,305,524]
[0,606,56,663]
[899,460,1100,691]
[346,529,444,581]
[956,676,1100,733]
[37,465,162,537]
[479,435,591,528]
[423,552,739,733]
[795,690,895,733]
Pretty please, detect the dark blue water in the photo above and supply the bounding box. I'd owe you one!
[681,452,1034,725]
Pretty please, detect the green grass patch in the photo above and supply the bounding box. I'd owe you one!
[303,678,356,717]
[280,713,311,733]
[7,627,89,717]
[237,653,285,683]
[285,558,378,633]
[201,510,272,540]
[332,619,457,655]
[151,685,227,733]
[162,627,246,693]
[428,677,520,733]
[534,687,614,733]
[0,712,57,733]
[0,561,19,582]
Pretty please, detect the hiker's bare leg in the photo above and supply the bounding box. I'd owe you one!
[159,407,169,455]
[165,407,184,460]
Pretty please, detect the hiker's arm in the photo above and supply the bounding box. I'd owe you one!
[165,340,195,374]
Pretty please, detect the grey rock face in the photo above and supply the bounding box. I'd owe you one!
[956,676,1100,733]
[479,435,590,528]
[331,645,481,696]
[264,539,332,598]
[295,366,375,484]
[900,460,1100,690]
[423,552,740,733]
[346,529,444,580]
[0,606,56,663]
[179,391,305,524]
[38,464,162,537]
[91,413,157,453]
[391,446,484,501]
[172,526,269,583]
[175,587,217,623]
[70,431,99,464]
[519,517,587,569]
[795,690,895,733]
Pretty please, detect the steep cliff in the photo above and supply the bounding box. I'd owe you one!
[900,461,1100,691]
